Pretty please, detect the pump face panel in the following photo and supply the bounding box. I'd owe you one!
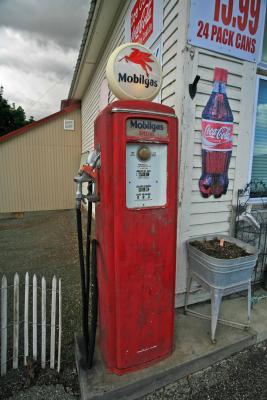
[94,100,178,375]
[126,143,167,208]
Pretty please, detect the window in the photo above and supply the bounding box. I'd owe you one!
[262,21,267,64]
[251,78,267,187]
[250,9,267,197]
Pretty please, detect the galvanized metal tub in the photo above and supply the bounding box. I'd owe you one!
[187,235,258,288]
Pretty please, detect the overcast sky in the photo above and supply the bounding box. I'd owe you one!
[0,0,89,120]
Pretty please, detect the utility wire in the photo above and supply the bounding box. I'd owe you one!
[30,69,74,108]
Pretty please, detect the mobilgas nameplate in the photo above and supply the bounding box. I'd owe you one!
[126,119,168,138]
[126,143,167,208]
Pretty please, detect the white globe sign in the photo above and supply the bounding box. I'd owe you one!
[106,43,162,101]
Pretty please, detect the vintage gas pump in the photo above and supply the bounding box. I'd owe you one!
[75,43,178,375]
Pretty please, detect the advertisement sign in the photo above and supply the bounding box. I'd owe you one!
[188,0,266,62]
[199,67,233,198]
[125,0,163,48]
[106,43,162,101]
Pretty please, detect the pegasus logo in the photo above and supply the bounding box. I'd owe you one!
[119,48,154,77]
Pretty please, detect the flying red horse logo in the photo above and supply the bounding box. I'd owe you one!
[119,48,154,77]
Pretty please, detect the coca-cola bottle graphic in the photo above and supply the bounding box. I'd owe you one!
[199,67,234,198]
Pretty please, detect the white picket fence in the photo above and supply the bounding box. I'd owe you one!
[0,273,62,376]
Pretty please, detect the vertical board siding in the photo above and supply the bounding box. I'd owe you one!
[0,108,81,213]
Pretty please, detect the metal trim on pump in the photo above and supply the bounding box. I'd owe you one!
[111,107,177,118]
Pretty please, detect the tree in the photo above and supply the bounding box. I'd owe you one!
[0,86,34,137]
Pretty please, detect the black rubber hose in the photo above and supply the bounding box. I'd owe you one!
[88,238,98,369]
[76,207,89,363]
[85,183,92,307]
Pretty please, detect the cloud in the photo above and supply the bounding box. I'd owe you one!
[0,0,88,49]
[0,1,89,121]
[0,28,75,79]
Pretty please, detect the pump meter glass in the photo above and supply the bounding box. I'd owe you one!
[126,143,167,208]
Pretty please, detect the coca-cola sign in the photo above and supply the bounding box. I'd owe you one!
[202,119,233,151]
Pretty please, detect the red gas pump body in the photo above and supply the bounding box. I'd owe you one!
[94,100,178,375]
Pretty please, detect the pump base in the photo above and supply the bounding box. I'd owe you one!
[106,349,174,376]
[75,308,255,400]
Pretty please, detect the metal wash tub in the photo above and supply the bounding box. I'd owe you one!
[185,235,258,343]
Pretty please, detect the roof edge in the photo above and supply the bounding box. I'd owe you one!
[0,102,81,144]
[68,0,98,99]
[68,0,125,100]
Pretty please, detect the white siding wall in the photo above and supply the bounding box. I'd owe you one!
[80,0,257,303]
[161,0,179,108]
[81,0,179,152]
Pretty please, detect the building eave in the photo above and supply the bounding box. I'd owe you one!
[68,0,125,100]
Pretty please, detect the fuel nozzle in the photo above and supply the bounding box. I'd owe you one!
[74,149,101,209]
[74,169,94,209]
[87,149,101,169]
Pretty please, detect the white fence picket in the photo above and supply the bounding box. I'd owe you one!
[1,275,7,376]
[13,273,19,369]
[50,276,57,369]
[24,272,29,366]
[0,273,62,376]
[57,278,62,373]
[33,274,37,361]
[41,277,46,369]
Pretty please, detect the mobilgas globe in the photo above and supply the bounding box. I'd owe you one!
[106,43,162,101]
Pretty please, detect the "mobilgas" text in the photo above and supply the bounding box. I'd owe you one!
[130,119,164,132]
[118,73,158,88]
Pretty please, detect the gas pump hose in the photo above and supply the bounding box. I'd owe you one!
[76,189,98,369]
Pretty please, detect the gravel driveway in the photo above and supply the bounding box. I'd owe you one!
[1,211,267,400]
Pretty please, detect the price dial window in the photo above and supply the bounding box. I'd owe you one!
[126,143,167,208]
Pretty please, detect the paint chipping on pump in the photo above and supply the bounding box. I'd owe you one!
[137,345,158,353]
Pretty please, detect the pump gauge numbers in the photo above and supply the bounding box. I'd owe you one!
[126,143,167,208]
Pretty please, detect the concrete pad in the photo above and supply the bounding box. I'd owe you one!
[75,307,256,400]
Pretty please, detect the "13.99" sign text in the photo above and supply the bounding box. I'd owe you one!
[197,0,261,54]
[188,0,265,62]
